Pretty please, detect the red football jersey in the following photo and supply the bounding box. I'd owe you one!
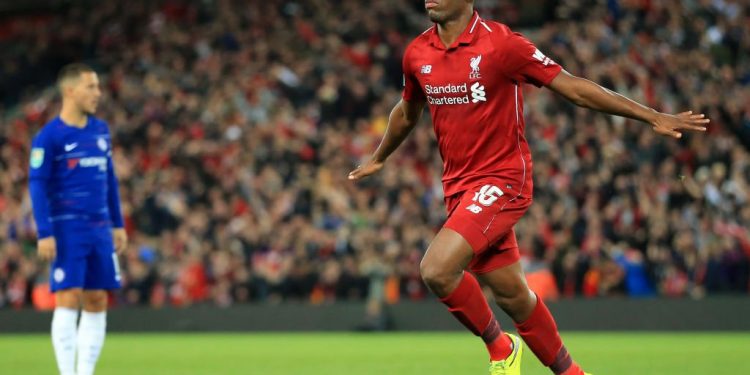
[402,12,562,199]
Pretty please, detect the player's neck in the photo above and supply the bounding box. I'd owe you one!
[436,8,474,48]
[59,105,88,128]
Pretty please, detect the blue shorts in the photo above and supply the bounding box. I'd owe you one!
[50,220,122,292]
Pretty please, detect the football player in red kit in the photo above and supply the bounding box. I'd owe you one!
[349,1,709,374]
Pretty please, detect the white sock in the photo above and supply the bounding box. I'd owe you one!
[76,311,107,375]
[51,307,79,375]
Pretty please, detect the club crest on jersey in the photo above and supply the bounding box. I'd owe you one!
[469,55,482,79]
[98,137,108,151]
[53,268,65,283]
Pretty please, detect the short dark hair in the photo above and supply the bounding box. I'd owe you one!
[57,63,95,88]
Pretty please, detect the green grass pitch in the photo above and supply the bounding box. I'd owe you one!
[1,332,748,374]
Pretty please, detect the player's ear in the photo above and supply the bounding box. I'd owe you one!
[58,80,72,97]
[59,76,81,97]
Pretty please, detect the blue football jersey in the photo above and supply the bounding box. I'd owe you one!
[29,115,123,238]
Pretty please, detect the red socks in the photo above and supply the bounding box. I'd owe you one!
[560,362,585,375]
[439,275,584,372]
[514,296,561,365]
[439,272,513,361]
[515,296,583,375]
[484,320,513,361]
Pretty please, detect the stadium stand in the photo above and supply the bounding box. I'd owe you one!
[0,0,748,309]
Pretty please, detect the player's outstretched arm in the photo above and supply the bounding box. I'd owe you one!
[348,98,426,180]
[547,70,709,138]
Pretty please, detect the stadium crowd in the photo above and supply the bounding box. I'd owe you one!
[0,0,748,309]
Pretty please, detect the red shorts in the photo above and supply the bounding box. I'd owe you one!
[443,179,532,274]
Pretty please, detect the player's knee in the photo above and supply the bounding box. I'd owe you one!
[494,292,522,311]
[55,289,83,308]
[494,287,535,316]
[420,260,459,294]
[82,291,108,311]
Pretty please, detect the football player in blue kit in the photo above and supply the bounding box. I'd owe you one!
[29,63,127,375]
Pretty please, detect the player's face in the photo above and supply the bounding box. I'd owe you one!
[425,0,471,23]
[69,72,102,115]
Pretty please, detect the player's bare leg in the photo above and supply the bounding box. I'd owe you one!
[420,229,473,296]
[420,229,516,363]
[52,288,83,375]
[82,290,107,312]
[77,290,109,375]
[478,262,587,375]
[475,263,536,322]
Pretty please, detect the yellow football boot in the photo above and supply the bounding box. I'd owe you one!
[488,333,523,375]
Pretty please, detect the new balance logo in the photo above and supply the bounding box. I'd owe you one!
[532,49,554,66]
[471,82,486,103]
[64,143,78,152]
[466,204,483,214]
[421,65,432,74]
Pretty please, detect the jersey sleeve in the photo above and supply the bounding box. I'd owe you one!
[28,130,54,238]
[29,130,54,180]
[401,46,426,103]
[107,157,124,228]
[104,125,124,228]
[499,32,562,87]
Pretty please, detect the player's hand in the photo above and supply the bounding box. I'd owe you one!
[37,237,56,261]
[650,111,709,139]
[113,228,128,254]
[348,159,384,181]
